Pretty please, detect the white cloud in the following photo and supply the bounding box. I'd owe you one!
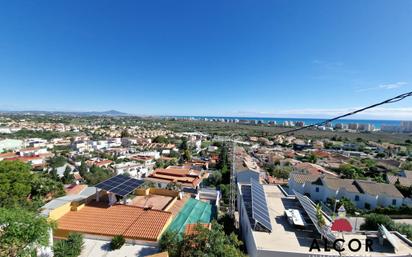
[357,81,408,92]
[379,81,407,89]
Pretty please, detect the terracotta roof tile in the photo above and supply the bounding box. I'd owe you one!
[184,223,211,235]
[65,184,87,195]
[0,152,18,159]
[57,202,172,241]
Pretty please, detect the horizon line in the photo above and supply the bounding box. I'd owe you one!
[1,109,410,122]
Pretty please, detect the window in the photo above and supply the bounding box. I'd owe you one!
[392,199,397,205]
[315,187,319,192]
[364,203,371,210]
[355,195,359,201]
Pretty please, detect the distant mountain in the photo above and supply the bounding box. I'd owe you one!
[80,110,130,116]
[0,109,130,117]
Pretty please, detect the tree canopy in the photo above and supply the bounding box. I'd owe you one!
[338,164,365,179]
[48,156,67,168]
[159,221,246,257]
[82,165,113,185]
[0,160,64,209]
[153,135,169,144]
[0,207,52,257]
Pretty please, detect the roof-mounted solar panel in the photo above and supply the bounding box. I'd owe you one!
[250,179,272,232]
[294,191,337,243]
[95,174,144,197]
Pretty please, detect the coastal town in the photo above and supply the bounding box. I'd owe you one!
[2,1,412,257]
[1,113,412,257]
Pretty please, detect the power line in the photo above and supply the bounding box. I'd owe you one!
[275,91,412,135]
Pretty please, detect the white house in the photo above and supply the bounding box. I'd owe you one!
[26,138,48,148]
[18,147,48,156]
[288,173,406,210]
[114,162,150,178]
[108,138,122,148]
[0,127,12,134]
[91,140,108,150]
[137,151,160,160]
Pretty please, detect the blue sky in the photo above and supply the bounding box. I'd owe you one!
[1,0,412,119]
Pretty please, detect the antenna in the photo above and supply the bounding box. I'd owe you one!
[229,140,237,217]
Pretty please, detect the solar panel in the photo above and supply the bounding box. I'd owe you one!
[294,191,337,243]
[250,179,272,232]
[379,224,399,252]
[241,185,254,226]
[95,175,144,197]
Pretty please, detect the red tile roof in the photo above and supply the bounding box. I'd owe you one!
[148,166,203,187]
[57,202,172,241]
[155,167,191,176]
[19,147,41,152]
[184,223,211,236]
[5,155,44,162]
[72,172,83,180]
[65,184,87,195]
[0,152,17,159]
[95,160,113,167]
[294,162,337,177]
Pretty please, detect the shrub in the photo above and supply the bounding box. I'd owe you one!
[371,205,412,215]
[53,233,84,257]
[110,235,125,250]
[360,214,395,230]
[396,223,412,240]
[159,221,246,257]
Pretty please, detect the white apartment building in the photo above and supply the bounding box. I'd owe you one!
[401,121,412,132]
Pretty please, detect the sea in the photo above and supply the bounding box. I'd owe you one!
[168,116,405,129]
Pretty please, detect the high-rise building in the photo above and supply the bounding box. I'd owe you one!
[348,123,359,130]
[401,121,412,132]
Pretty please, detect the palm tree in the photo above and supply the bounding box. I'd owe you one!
[316,204,326,227]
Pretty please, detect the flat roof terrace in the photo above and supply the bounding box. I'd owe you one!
[131,195,174,211]
[252,185,412,256]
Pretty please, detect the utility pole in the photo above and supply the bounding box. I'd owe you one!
[229,140,236,217]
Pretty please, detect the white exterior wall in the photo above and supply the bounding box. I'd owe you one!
[404,198,412,207]
[322,187,337,202]
[237,185,258,257]
[361,194,378,209]
[288,178,305,194]
[30,158,44,166]
[306,183,325,201]
[377,194,403,208]
[288,177,403,209]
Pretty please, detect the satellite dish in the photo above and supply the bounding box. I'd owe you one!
[338,205,346,212]
[337,205,346,218]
